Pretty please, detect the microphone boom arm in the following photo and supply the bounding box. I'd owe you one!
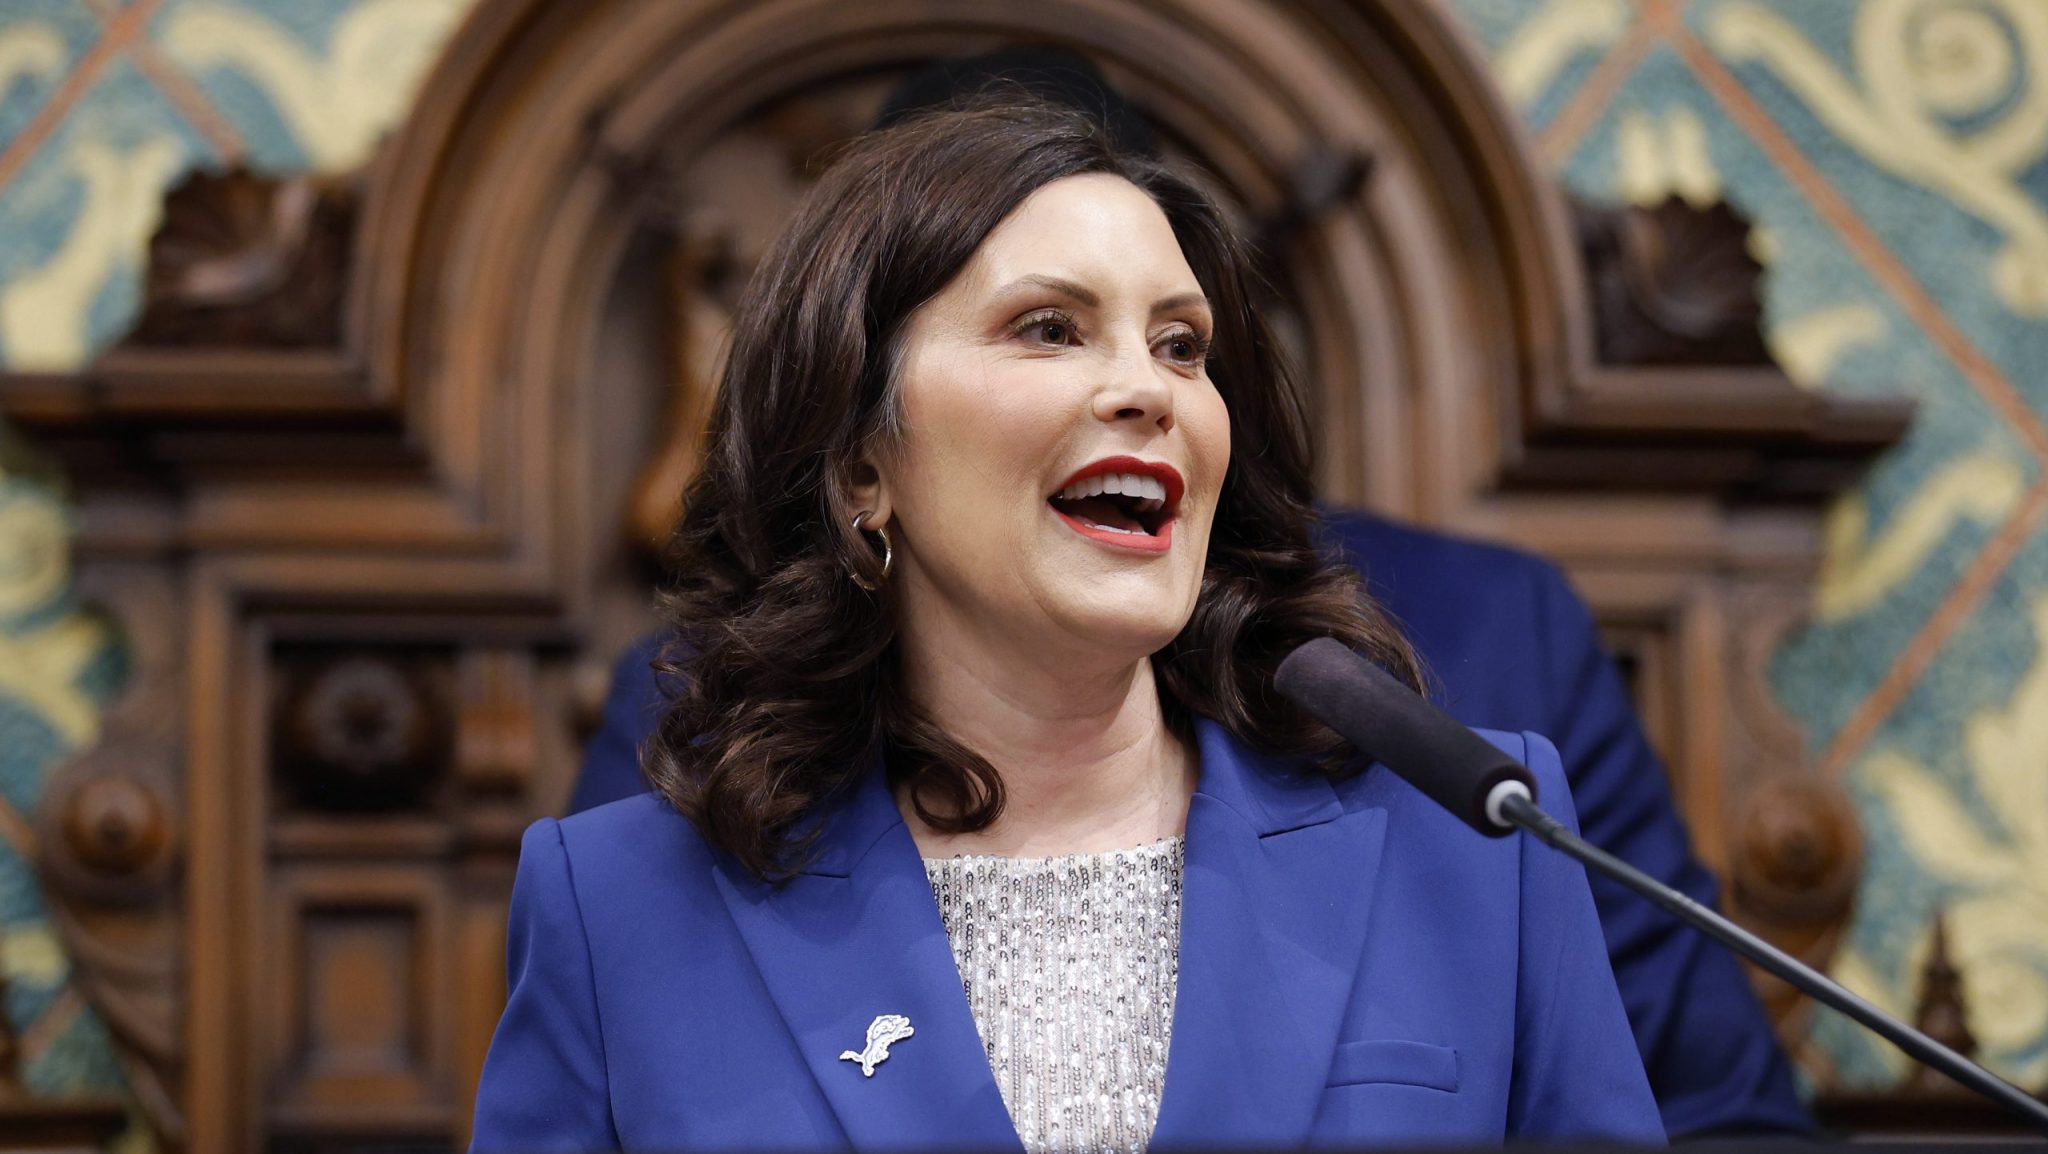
[1496,790,2048,1134]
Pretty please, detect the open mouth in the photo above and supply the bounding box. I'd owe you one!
[1047,458,1184,553]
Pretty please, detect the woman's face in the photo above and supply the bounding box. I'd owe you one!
[870,172,1231,664]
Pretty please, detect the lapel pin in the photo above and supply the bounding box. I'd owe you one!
[840,1013,914,1077]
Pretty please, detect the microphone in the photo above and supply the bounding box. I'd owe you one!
[1274,636,1539,836]
[1273,637,2048,1135]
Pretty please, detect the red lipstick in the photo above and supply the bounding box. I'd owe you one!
[1047,456,1184,554]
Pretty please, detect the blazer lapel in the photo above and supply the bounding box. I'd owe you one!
[715,763,1022,1154]
[1150,721,1389,1150]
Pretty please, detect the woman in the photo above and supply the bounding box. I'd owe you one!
[471,100,1663,1152]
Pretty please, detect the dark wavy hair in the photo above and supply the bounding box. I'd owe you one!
[646,100,1422,878]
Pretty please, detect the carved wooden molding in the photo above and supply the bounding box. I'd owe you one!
[1512,197,1912,500]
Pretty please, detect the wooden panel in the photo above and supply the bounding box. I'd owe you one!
[267,866,453,1133]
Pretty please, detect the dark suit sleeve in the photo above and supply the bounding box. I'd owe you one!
[471,820,621,1152]
[1507,732,1665,1144]
[1530,567,1811,1136]
[567,637,666,815]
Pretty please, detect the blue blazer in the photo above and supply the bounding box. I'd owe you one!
[473,720,1663,1150]
[566,511,1808,1138]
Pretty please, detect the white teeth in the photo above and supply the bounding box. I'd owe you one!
[1053,471,1174,506]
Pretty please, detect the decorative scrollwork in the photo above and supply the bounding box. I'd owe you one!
[1708,0,2048,316]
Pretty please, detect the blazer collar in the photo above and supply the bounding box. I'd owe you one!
[714,720,1388,1152]
[714,749,1021,1153]
[1148,721,1389,1149]
[794,718,1353,874]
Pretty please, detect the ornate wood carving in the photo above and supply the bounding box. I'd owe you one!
[126,169,357,350]
[40,758,180,909]
[33,566,187,1146]
[1575,197,1772,367]
[627,237,737,556]
[1729,774,1865,1023]
[1907,909,1980,1094]
[0,0,1914,1147]
[274,652,450,814]
[1812,908,2048,1135]
[1731,776,1862,928]
[1517,198,1910,502]
[1707,584,1864,1038]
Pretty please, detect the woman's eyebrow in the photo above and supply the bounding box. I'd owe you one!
[1152,291,1210,317]
[994,274,1210,316]
[997,274,1100,307]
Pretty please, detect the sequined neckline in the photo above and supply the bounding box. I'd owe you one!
[923,830,1185,1153]
[919,833,1185,869]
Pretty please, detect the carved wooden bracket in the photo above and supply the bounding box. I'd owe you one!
[128,169,356,351]
[0,167,411,505]
[1577,197,1771,368]
[1510,197,1913,502]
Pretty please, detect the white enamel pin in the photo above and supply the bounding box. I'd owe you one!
[840,1013,915,1076]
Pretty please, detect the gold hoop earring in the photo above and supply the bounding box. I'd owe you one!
[850,510,893,591]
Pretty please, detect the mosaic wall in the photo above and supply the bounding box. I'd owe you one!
[0,0,2040,1108]
[1450,0,2048,1090]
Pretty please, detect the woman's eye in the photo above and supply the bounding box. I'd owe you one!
[1157,329,1211,367]
[1016,312,1078,346]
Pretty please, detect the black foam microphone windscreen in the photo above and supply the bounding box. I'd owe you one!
[1274,637,1538,836]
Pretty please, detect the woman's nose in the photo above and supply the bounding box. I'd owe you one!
[1091,343,1176,434]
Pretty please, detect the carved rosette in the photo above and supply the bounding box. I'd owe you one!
[39,748,180,909]
[274,653,450,813]
[1730,776,1863,931]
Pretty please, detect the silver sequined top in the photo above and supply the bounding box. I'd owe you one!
[923,836,1186,1154]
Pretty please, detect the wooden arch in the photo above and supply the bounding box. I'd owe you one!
[0,0,1907,1149]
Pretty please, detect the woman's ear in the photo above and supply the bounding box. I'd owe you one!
[847,457,892,528]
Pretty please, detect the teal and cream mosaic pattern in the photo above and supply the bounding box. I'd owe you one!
[0,0,2043,1104]
[1461,0,2048,1089]
[1446,0,2048,1089]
